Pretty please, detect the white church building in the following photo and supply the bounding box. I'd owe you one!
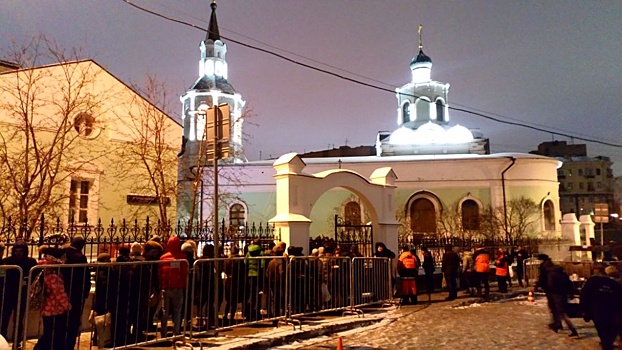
[177,3,564,256]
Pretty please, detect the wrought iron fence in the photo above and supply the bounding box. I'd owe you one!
[0,215,279,261]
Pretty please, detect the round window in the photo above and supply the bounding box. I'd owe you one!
[74,112,98,138]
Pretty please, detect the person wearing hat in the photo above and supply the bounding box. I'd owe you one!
[35,246,72,350]
[62,236,91,350]
[1,239,37,342]
[581,262,622,350]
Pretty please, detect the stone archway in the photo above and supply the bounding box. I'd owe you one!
[268,153,400,255]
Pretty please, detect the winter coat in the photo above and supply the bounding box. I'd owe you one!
[441,249,460,274]
[1,245,37,298]
[473,248,491,273]
[580,274,622,323]
[537,259,555,292]
[374,242,396,259]
[398,251,419,278]
[462,251,474,273]
[422,252,436,275]
[38,258,72,317]
[546,265,572,296]
[159,236,189,289]
[245,243,265,277]
[62,245,91,304]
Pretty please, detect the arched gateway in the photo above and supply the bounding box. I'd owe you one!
[269,153,400,255]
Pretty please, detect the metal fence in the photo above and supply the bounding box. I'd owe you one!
[0,215,279,261]
[0,265,24,350]
[2,255,391,350]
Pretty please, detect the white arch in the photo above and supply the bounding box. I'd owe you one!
[269,153,400,254]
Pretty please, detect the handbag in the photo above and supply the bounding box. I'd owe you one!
[28,271,45,311]
[93,313,112,348]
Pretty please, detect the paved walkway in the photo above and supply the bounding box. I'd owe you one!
[273,292,604,350]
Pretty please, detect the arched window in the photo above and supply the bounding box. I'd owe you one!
[461,200,480,230]
[402,102,411,123]
[229,204,245,228]
[543,200,555,231]
[410,198,437,233]
[344,201,362,225]
[436,99,445,122]
[415,98,430,122]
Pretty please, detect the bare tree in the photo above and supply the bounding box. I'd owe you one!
[0,35,111,236]
[478,197,540,243]
[504,197,540,242]
[113,75,180,227]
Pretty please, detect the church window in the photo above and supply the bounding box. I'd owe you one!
[461,199,480,230]
[69,179,91,223]
[436,99,445,122]
[410,198,437,234]
[344,201,362,225]
[229,203,246,228]
[415,98,430,122]
[543,200,555,231]
[402,102,411,123]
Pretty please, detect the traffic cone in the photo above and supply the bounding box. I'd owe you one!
[336,336,344,350]
[527,291,535,303]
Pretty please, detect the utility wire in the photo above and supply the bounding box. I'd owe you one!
[122,0,622,149]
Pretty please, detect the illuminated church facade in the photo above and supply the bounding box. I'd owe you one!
[177,5,563,255]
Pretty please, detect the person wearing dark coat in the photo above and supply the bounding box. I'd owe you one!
[265,247,287,324]
[441,244,460,300]
[421,247,436,301]
[0,240,37,342]
[512,246,529,287]
[536,254,558,329]
[546,264,578,336]
[223,246,245,326]
[373,242,395,259]
[581,263,622,350]
[62,237,91,350]
[143,240,163,333]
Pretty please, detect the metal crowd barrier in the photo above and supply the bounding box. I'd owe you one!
[0,265,24,350]
[285,256,353,319]
[23,259,189,350]
[523,257,541,286]
[351,257,392,310]
[8,254,393,349]
[189,256,288,338]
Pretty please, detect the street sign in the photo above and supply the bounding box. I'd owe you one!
[593,203,609,223]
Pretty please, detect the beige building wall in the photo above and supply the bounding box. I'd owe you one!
[0,60,181,232]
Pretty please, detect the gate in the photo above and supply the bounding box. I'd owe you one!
[334,215,373,257]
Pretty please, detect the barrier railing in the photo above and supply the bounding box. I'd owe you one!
[23,259,189,350]
[189,256,288,338]
[0,265,24,350]
[523,258,541,287]
[351,257,392,310]
[285,256,352,319]
[7,254,393,349]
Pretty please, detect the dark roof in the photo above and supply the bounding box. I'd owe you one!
[189,75,236,94]
[206,1,221,42]
[410,49,432,66]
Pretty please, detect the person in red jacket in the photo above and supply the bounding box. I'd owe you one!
[159,236,189,337]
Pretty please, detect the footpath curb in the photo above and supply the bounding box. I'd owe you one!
[209,315,385,350]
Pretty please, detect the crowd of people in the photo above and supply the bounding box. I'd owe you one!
[4,236,621,350]
[0,237,393,350]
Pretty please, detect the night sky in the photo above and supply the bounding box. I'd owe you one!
[2,1,621,174]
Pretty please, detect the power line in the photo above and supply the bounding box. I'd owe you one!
[121,0,622,149]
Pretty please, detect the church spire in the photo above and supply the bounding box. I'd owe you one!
[418,24,423,51]
[206,1,221,42]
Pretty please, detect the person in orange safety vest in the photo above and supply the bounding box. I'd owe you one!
[398,247,420,305]
[495,248,510,293]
